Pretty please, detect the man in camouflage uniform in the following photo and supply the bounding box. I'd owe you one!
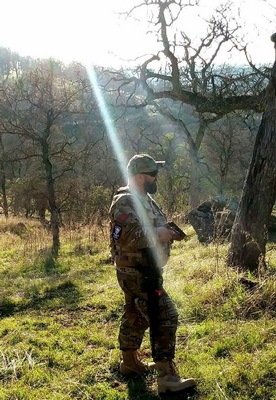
[109,154,196,394]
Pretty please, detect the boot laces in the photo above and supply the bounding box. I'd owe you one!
[135,352,145,366]
[168,361,179,377]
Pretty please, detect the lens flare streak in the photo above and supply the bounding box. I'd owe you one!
[87,65,164,268]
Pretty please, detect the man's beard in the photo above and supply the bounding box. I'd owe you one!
[144,180,157,194]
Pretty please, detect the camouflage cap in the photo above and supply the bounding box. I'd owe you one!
[127,154,165,176]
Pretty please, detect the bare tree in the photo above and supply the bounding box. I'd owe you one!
[0,60,96,256]
[105,1,276,270]
[105,0,269,206]
[228,34,276,271]
[0,135,9,217]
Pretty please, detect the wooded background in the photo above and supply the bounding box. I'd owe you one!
[0,0,275,268]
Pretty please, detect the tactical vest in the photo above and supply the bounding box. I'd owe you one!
[109,186,170,268]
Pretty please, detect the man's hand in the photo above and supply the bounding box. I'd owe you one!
[156,226,175,243]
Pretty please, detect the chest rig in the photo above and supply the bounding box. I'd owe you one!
[109,187,170,268]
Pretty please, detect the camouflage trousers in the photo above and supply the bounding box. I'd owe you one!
[116,266,178,361]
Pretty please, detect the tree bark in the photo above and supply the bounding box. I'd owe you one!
[0,166,8,218]
[228,35,276,271]
[0,136,8,218]
[41,117,60,258]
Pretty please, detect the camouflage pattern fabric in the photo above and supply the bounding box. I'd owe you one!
[109,186,179,361]
[109,186,170,265]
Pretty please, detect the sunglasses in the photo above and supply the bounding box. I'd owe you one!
[141,170,158,177]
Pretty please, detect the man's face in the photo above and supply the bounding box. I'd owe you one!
[142,172,158,194]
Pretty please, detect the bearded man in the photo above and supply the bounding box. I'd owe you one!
[109,154,196,394]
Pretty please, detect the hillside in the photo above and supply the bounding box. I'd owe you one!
[0,217,275,400]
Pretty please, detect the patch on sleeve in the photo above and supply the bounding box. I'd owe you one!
[119,214,129,221]
[112,225,122,240]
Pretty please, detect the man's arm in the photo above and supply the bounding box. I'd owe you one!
[110,196,158,249]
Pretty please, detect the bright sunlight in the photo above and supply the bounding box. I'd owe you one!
[0,0,274,67]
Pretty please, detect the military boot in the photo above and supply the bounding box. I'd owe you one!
[120,350,156,376]
[156,360,196,394]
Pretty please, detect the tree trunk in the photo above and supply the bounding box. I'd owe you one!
[0,137,8,218]
[188,118,207,209]
[0,166,8,218]
[228,35,276,271]
[41,136,60,258]
[189,159,201,209]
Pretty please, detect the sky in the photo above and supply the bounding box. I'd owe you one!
[0,0,275,68]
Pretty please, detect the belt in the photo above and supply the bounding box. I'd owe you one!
[116,266,138,275]
[115,253,148,268]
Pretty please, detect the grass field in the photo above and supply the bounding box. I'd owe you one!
[0,217,275,400]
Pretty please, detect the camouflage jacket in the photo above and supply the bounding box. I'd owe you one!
[109,186,170,267]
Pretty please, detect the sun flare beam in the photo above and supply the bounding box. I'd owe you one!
[86,65,163,267]
[86,66,128,179]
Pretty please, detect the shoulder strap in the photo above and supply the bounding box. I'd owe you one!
[148,195,166,217]
[116,186,130,195]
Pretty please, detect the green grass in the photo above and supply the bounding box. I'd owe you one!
[0,218,275,399]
